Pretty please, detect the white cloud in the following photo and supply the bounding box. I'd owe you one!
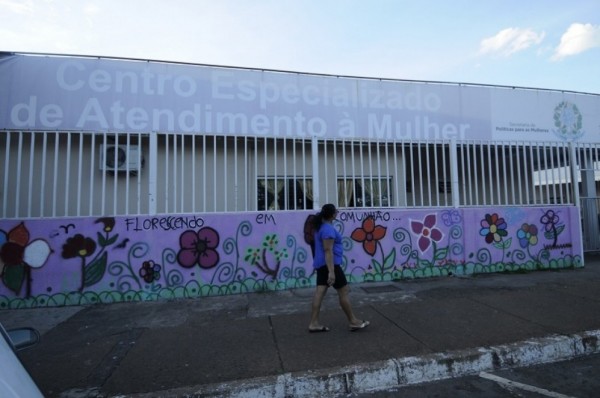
[0,0,33,14]
[479,27,545,57]
[552,23,600,61]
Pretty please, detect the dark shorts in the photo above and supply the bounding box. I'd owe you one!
[316,265,348,289]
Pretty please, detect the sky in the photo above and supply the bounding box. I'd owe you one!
[1,0,600,94]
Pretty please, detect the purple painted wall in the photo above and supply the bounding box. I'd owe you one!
[0,206,583,308]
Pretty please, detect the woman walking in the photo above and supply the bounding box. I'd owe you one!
[308,203,370,332]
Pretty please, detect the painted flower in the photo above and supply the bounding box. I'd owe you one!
[540,210,560,232]
[139,260,161,283]
[351,216,387,256]
[517,223,538,248]
[441,210,462,227]
[0,223,52,270]
[0,223,52,295]
[62,234,97,259]
[244,248,262,265]
[410,214,443,252]
[479,213,508,243]
[274,248,289,261]
[177,227,220,269]
[95,217,116,233]
[263,234,279,252]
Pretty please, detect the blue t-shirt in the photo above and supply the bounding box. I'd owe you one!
[313,222,343,269]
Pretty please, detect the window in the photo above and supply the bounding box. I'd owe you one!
[337,177,392,208]
[257,178,314,210]
[438,180,452,193]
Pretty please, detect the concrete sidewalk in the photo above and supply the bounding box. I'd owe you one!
[2,255,600,397]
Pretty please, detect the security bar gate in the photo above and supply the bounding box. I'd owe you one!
[2,130,599,250]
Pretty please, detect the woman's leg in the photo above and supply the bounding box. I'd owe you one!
[336,285,362,325]
[308,285,328,329]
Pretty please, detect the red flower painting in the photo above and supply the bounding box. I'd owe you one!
[351,217,387,256]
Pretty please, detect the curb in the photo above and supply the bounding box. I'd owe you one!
[124,329,600,398]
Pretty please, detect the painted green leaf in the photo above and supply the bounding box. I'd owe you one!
[371,259,382,274]
[2,263,26,294]
[83,252,107,287]
[434,247,449,261]
[105,234,119,246]
[493,237,512,250]
[418,258,430,268]
[383,248,396,272]
[97,232,107,247]
[554,224,565,237]
[544,225,565,240]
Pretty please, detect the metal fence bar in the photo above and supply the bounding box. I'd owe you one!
[332,139,339,208]
[540,143,549,203]
[494,143,512,203]
[386,141,392,207]
[449,138,459,207]
[75,132,83,216]
[213,135,218,212]
[569,142,580,209]
[14,131,23,217]
[493,143,500,205]
[561,145,573,203]
[527,144,535,205]
[234,136,239,211]
[1,133,9,216]
[252,136,257,212]
[516,141,523,205]
[548,142,557,204]
[0,131,594,218]
[41,132,48,217]
[322,139,328,208]
[26,132,34,217]
[341,139,348,207]
[304,138,310,209]
[511,142,519,205]
[397,142,403,206]
[440,143,446,206]
[461,141,469,206]
[432,143,438,207]
[243,136,248,211]
[476,143,483,206]
[203,134,208,213]
[408,141,414,206]
[124,134,131,215]
[180,134,185,213]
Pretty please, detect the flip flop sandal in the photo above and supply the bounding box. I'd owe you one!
[349,320,370,331]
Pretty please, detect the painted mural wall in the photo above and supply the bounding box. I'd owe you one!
[0,206,583,309]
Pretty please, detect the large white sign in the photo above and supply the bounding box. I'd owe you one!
[1,54,599,142]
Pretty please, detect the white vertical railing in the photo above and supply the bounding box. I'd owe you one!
[0,131,589,219]
[41,132,48,216]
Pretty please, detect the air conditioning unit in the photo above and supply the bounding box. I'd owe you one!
[99,145,142,172]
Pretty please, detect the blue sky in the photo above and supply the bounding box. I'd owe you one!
[1,0,599,94]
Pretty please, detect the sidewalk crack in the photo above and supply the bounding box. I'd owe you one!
[370,305,433,351]
[467,297,556,334]
[268,316,285,373]
[86,327,145,388]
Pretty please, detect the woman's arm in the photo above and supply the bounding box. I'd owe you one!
[323,238,335,286]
